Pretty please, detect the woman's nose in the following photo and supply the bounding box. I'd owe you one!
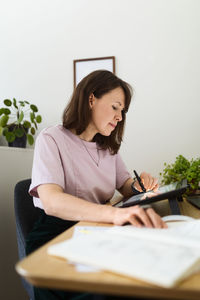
[115,111,122,122]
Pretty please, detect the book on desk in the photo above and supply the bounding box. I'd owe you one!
[47,218,200,288]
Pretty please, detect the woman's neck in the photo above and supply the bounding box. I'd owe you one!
[70,126,97,142]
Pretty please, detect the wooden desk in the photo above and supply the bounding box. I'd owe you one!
[16,199,200,300]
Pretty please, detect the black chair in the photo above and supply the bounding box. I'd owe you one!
[14,179,41,300]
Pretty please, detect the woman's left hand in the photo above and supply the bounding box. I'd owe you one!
[134,172,159,192]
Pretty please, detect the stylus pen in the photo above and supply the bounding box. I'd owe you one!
[133,170,146,193]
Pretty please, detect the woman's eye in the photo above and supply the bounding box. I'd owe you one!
[112,105,117,110]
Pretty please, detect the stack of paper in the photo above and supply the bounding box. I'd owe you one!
[48,220,200,287]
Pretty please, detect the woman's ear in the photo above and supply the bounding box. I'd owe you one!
[89,93,95,109]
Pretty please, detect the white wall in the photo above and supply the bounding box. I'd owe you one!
[1,0,199,176]
[0,147,33,299]
[0,1,199,298]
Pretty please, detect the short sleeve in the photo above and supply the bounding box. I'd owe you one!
[116,153,131,189]
[29,131,65,198]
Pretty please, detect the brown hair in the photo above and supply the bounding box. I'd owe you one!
[62,70,133,154]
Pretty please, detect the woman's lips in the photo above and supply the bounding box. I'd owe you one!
[109,123,116,128]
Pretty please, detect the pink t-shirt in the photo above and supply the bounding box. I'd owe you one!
[29,125,131,209]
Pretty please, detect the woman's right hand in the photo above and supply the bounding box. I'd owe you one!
[113,206,167,228]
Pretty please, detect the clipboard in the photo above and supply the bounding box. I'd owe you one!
[113,179,189,213]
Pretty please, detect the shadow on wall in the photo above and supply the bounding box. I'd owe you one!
[0,147,34,300]
[1,207,28,299]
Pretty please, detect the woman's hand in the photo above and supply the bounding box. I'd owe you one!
[134,172,159,192]
[113,206,167,228]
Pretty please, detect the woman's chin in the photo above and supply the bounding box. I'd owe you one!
[99,130,112,137]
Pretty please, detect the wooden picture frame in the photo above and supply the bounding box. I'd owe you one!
[73,56,115,88]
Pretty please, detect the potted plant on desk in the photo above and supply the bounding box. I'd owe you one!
[160,155,200,208]
[0,98,42,148]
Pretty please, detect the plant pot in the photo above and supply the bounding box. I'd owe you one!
[8,135,27,148]
[8,124,28,148]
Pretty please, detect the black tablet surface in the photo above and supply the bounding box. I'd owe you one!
[114,179,189,208]
[187,196,200,209]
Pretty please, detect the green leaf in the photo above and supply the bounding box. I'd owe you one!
[3,99,12,106]
[23,121,31,128]
[30,104,38,112]
[15,127,24,137]
[0,115,9,127]
[30,112,35,122]
[3,108,11,115]
[5,131,15,143]
[19,101,25,106]
[31,127,35,135]
[17,111,24,124]
[13,98,18,109]
[33,120,38,130]
[0,126,3,136]
[160,154,200,195]
[36,115,42,123]
[27,134,34,145]
[3,127,8,136]
[1,98,41,138]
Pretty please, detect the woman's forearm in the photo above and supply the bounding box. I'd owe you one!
[38,184,116,223]
[37,183,167,228]
[118,178,134,197]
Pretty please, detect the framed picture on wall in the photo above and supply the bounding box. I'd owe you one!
[73,56,115,88]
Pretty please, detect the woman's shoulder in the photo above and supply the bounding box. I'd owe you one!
[38,125,67,138]
[37,125,79,147]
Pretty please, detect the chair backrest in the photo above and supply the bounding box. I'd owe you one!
[14,179,41,300]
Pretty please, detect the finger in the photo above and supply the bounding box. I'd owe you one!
[128,216,143,227]
[140,172,159,192]
[152,183,159,192]
[134,206,153,228]
[148,177,158,191]
[146,208,168,228]
[133,181,143,192]
[147,177,154,191]
[146,176,158,191]
[140,172,149,187]
[141,172,152,191]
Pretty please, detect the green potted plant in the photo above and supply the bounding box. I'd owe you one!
[0,98,42,148]
[160,155,200,196]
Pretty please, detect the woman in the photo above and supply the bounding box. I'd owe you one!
[27,70,166,299]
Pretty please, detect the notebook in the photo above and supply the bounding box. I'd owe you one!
[48,219,200,288]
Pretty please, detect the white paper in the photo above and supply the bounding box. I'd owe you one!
[48,220,200,286]
[108,220,200,249]
[70,226,109,272]
[48,230,200,287]
[162,215,195,222]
